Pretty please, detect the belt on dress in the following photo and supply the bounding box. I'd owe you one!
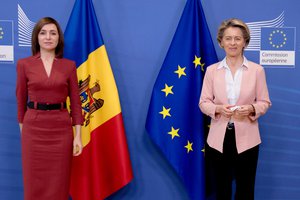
[27,101,66,110]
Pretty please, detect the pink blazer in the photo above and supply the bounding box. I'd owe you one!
[199,60,271,153]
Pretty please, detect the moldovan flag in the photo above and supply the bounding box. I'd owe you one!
[64,0,133,199]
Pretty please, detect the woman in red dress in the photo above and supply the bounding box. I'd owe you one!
[16,17,83,200]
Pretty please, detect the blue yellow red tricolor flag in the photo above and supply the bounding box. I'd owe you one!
[145,0,218,199]
[64,0,133,199]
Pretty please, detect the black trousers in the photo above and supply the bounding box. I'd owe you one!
[206,126,259,200]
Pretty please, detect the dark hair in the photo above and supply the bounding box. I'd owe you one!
[217,18,250,47]
[31,17,64,58]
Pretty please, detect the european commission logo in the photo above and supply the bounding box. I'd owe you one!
[18,4,35,47]
[245,12,296,68]
[260,27,295,66]
[0,20,14,63]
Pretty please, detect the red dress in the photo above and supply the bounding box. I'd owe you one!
[16,54,83,200]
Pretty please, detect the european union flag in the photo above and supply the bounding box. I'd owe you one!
[145,0,218,199]
[261,27,295,51]
[0,21,13,45]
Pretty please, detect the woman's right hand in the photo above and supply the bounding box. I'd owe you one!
[19,123,23,134]
[216,104,234,118]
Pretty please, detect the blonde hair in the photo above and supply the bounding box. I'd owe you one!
[217,18,250,47]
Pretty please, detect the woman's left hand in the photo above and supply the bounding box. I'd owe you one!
[235,105,254,116]
[73,135,83,156]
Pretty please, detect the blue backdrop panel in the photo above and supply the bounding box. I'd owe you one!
[0,0,299,199]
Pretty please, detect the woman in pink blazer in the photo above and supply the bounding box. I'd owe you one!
[199,18,271,200]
